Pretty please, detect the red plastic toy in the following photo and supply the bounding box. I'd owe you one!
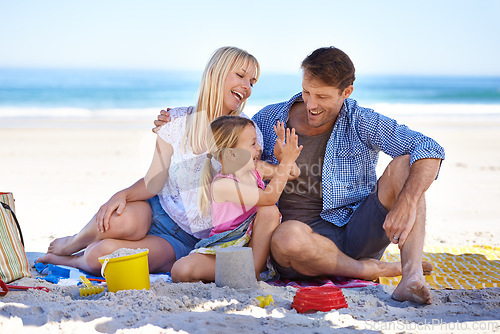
[292,286,348,313]
[0,279,50,296]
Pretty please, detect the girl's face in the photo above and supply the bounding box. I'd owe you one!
[222,63,258,115]
[232,124,261,169]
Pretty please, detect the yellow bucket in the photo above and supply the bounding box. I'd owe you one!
[98,249,150,292]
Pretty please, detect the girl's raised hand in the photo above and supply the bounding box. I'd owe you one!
[273,121,286,161]
[276,127,302,164]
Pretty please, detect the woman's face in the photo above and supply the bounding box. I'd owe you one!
[222,63,258,115]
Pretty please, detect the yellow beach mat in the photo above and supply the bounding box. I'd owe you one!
[379,245,500,290]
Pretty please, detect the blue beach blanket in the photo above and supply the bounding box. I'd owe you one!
[34,262,104,284]
[32,254,172,286]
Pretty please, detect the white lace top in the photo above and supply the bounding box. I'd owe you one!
[156,107,263,239]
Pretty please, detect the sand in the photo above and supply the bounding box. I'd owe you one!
[1,107,500,333]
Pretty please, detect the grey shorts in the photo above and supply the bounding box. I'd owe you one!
[273,186,390,280]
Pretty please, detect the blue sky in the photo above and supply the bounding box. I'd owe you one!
[1,0,499,76]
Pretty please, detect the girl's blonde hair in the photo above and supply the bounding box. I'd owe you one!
[198,116,255,217]
[183,46,260,154]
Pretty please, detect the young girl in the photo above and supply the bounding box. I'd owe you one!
[171,116,302,282]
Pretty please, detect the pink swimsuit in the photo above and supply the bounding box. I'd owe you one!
[209,169,265,237]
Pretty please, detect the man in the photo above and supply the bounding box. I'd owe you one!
[251,47,444,304]
[154,47,444,304]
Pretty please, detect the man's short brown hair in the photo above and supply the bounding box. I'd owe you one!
[301,47,355,91]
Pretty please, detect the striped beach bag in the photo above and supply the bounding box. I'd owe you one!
[0,192,31,283]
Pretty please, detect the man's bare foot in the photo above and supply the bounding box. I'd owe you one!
[392,277,433,304]
[360,259,434,280]
[47,235,82,256]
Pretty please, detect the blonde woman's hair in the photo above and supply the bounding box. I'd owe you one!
[198,116,255,217]
[183,46,260,154]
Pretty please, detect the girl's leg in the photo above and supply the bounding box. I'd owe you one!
[247,205,280,278]
[37,235,177,276]
[171,253,216,282]
[47,201,152,256]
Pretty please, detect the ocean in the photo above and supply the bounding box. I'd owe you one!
[1,68,500,121]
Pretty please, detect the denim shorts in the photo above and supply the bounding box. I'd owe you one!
[274,185,391,280]
[146,196,200,260]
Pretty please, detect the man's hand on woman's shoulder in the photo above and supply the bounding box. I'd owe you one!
[152,108,172,133]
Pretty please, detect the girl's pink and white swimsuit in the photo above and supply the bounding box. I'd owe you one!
[209,169,265,237]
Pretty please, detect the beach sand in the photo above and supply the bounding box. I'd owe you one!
[1,111,499,333]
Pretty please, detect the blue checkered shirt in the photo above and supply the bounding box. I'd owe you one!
[252,93,445,227]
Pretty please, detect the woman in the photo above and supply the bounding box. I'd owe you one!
[36,47,274,276]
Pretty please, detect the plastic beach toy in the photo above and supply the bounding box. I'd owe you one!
[98,249,150,292]
[0,278,49,296]
[256,295,275,308]
[292,286,348,313]
[79,276,104,297]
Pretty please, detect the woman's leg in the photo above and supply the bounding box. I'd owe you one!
[47,201,152,256]
[247,205,280,277]
[37,235,177,276]
[171,253,216,282]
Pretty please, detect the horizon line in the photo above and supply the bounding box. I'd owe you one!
[1,67,500,78]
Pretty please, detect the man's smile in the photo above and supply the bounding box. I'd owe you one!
[309,109,323,115]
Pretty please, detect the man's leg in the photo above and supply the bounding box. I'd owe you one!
[377,155,433,304]
[271,220,403,281]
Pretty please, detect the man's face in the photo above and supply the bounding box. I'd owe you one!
[301,72,353,131]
